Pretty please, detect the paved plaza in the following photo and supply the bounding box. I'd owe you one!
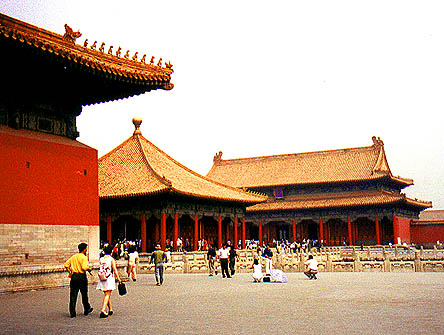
[0,272,443,334]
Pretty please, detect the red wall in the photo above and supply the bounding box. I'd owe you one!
[0,126,98,226]
[411,224,444,244]
[393,216,411,244]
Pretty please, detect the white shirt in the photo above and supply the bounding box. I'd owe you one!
[305,258,318,270]
[219,248,230,259]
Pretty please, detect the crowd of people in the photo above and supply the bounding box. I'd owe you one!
[64,240,319,318]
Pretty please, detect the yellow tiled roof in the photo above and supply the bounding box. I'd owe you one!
[98,123,267,204]
[247,190,432,212]
[0,13,173,105]
[207,137,413,188]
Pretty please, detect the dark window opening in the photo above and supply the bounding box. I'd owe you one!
[37,118,53,132]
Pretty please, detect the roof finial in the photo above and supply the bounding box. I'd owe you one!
[213,151,223,164]
[372,136,384,147]
[132,117,142,136]
[63,24,82,43]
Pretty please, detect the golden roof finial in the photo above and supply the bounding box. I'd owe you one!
[132,52,139,61]
[116,46,122,57]
[63,24,81,43]
[107,46,113,54]
[213,151,223,164]
[132,117,142,136]
[99,42,105,52]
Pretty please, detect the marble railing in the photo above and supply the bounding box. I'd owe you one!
[1,246,444,293]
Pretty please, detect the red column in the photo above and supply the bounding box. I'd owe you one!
[141,214,147,252]
[160,213,166,250]
[217,216,222,249]
[292,220,296,242]
[106,216,112,244]
[375,216,380,245]
[259,221,263,246]
[242,217,246,249]
[319,218,324,243]
[347,217,352,246]
[173,213,179,251]
[234,217,238,247]
[393,215,399,244]
[194,214,199,251]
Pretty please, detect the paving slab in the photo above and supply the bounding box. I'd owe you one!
[0,272,443,334]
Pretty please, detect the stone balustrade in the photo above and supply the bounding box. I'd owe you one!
[1,246,444,293]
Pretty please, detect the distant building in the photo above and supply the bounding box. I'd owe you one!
[207,137,432,246]
[411,210,444,247]
[0,13,173,265]
[98,119,266,251]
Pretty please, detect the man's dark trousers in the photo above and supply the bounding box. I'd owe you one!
[220,259,230,278]
[69,273,91,317]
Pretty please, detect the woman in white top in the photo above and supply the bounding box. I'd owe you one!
[127,244,139,281]
[97,244,121,318]
[252,259,263,282]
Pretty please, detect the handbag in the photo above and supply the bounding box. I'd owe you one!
[118,282,127,296]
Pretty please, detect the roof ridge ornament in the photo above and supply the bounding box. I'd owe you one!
[213,151,223,164]
[132,117,142,136]
[63,24,82,43]
[372,136,384,147]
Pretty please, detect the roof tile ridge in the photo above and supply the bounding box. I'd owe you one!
[371,143,392,176]
[135,135,172,187]
[138,136,267,201]
[0,13,174,80]
[216,144,377,164]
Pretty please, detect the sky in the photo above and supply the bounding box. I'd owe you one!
[2,1,443,209]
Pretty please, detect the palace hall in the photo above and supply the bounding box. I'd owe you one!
[0,12,173,265]
[98,119,267,252]
[207,137,432,246]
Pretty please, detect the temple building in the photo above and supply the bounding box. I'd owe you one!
[207,137,432,246]
[0,13,173,265]
[98,118,267,251]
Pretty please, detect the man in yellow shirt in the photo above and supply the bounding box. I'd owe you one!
[64,243,93,318]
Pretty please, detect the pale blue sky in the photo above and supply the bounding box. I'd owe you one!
[2,0,443,208]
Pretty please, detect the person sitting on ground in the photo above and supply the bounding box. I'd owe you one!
[251,259,263,282]
[304,255,318,280]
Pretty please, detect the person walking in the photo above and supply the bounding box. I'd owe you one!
[229,246,239,276]
[218,243,231,278]
[64,242,93,318]
[304,255,319,280]
[151,244,166,286]
[207,244,217,276]
[96,244,122,318]
[263,244,273,275]
[127,244,139,282]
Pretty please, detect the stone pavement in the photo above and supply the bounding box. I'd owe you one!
[0,272,443,335]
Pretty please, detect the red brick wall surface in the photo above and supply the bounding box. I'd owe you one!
[411,224,444,244]
[393,216,411,244]
[0,128,98,227]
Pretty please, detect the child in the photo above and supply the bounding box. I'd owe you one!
[252,259,263,282]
